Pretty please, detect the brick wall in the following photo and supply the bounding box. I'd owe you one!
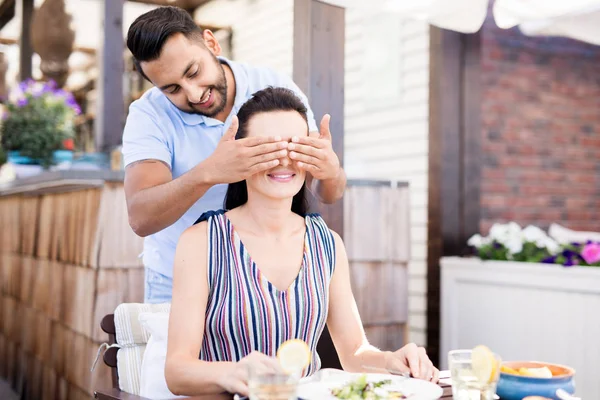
[480,19,600,234]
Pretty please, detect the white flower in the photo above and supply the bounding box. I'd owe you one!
[467,234,484,248]
[522,225,547,243]
[504,237,524,255]
[539,237,560,255]
[506,221,522,236]
[489,222,522,245]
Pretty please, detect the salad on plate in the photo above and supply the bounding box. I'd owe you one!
[330,374,407,399]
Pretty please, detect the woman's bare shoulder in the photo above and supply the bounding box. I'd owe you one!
[176,221,209,259]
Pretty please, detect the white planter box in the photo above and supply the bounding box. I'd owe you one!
[441,256,600,399]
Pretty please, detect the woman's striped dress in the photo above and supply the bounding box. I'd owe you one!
[196,209,336,376]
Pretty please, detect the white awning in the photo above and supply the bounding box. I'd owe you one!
[320,0,600,45]
[494,0,600,45]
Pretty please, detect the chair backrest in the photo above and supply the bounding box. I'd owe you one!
[100,303,171,396]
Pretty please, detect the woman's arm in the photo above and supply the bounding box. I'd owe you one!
[165,222,231,395]
[165,222,281,396]
[326,231,439,382]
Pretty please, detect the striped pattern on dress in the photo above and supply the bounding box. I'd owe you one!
[197,209,336,376]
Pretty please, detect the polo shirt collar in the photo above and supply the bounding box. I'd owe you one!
[179,56,249,127]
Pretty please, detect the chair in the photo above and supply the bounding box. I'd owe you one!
[93,303,170,400]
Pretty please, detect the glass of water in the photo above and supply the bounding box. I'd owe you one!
[247,367,299,400]
[448,349,501,400]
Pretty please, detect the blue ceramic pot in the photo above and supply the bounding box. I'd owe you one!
[8,150,73,165]
[497,361,575,400]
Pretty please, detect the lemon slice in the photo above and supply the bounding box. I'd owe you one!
[500,365,520,375]
[518,367,553,378]
[471,345,498,384]
[277,339,311,374]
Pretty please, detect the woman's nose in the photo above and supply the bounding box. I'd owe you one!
[280,156,290,167]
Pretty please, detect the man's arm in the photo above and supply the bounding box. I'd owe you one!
[306,167,346,204]
[124,159,214,237]
[124,117,288,237]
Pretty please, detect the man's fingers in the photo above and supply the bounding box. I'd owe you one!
[241,135,285,148]
[289,151,321,166]
[290,136,327,149]
[246,142,288,157]
[249,150,287,166]
[221,116,239,141]
[288,143,324,159]
[295,161,319,174]
[319,114,332,141]
[249,159,280,174]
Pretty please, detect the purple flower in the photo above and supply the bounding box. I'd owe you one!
[542,256,557,264]
[16,98,28,107]
[564,259,576,267]
[562,249,578,258]
[493,241,502,249]
[41,83,55,94]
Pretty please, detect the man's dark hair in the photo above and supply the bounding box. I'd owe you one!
[127,6,203,81]
[224,87,309,216]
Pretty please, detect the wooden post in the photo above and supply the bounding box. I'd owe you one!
[293,0,345,370]
[293,0,345,236]
[19,0,33,81]
[96,0,125,152]
[427,27,481,365]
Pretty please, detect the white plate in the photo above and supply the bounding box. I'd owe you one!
[297,371,443,400]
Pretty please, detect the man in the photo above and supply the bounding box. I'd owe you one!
[122,6,346,303]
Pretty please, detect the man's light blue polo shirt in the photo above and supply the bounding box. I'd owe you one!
[122,57,318,278]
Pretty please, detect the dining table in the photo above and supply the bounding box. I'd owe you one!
[96,372,455,399]
[181,373,454,399]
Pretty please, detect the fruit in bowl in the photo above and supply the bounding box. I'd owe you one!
[496,361,575,400]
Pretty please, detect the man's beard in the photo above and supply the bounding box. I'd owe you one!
[187,56,228,118]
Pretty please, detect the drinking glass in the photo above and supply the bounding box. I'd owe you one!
[247,366,299,400]
[448,349,501,400]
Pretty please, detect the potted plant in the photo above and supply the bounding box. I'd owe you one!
[1,79,80,168]
[466,222,600,267]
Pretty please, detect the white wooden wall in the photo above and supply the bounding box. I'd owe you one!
[195,0,294,76]
[344,8,430,346]
[195,0,430,346]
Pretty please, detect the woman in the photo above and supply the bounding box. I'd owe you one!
[165,87,438,397]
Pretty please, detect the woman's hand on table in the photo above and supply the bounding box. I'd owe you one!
[218,351,283,396]
[385,343,440,383]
